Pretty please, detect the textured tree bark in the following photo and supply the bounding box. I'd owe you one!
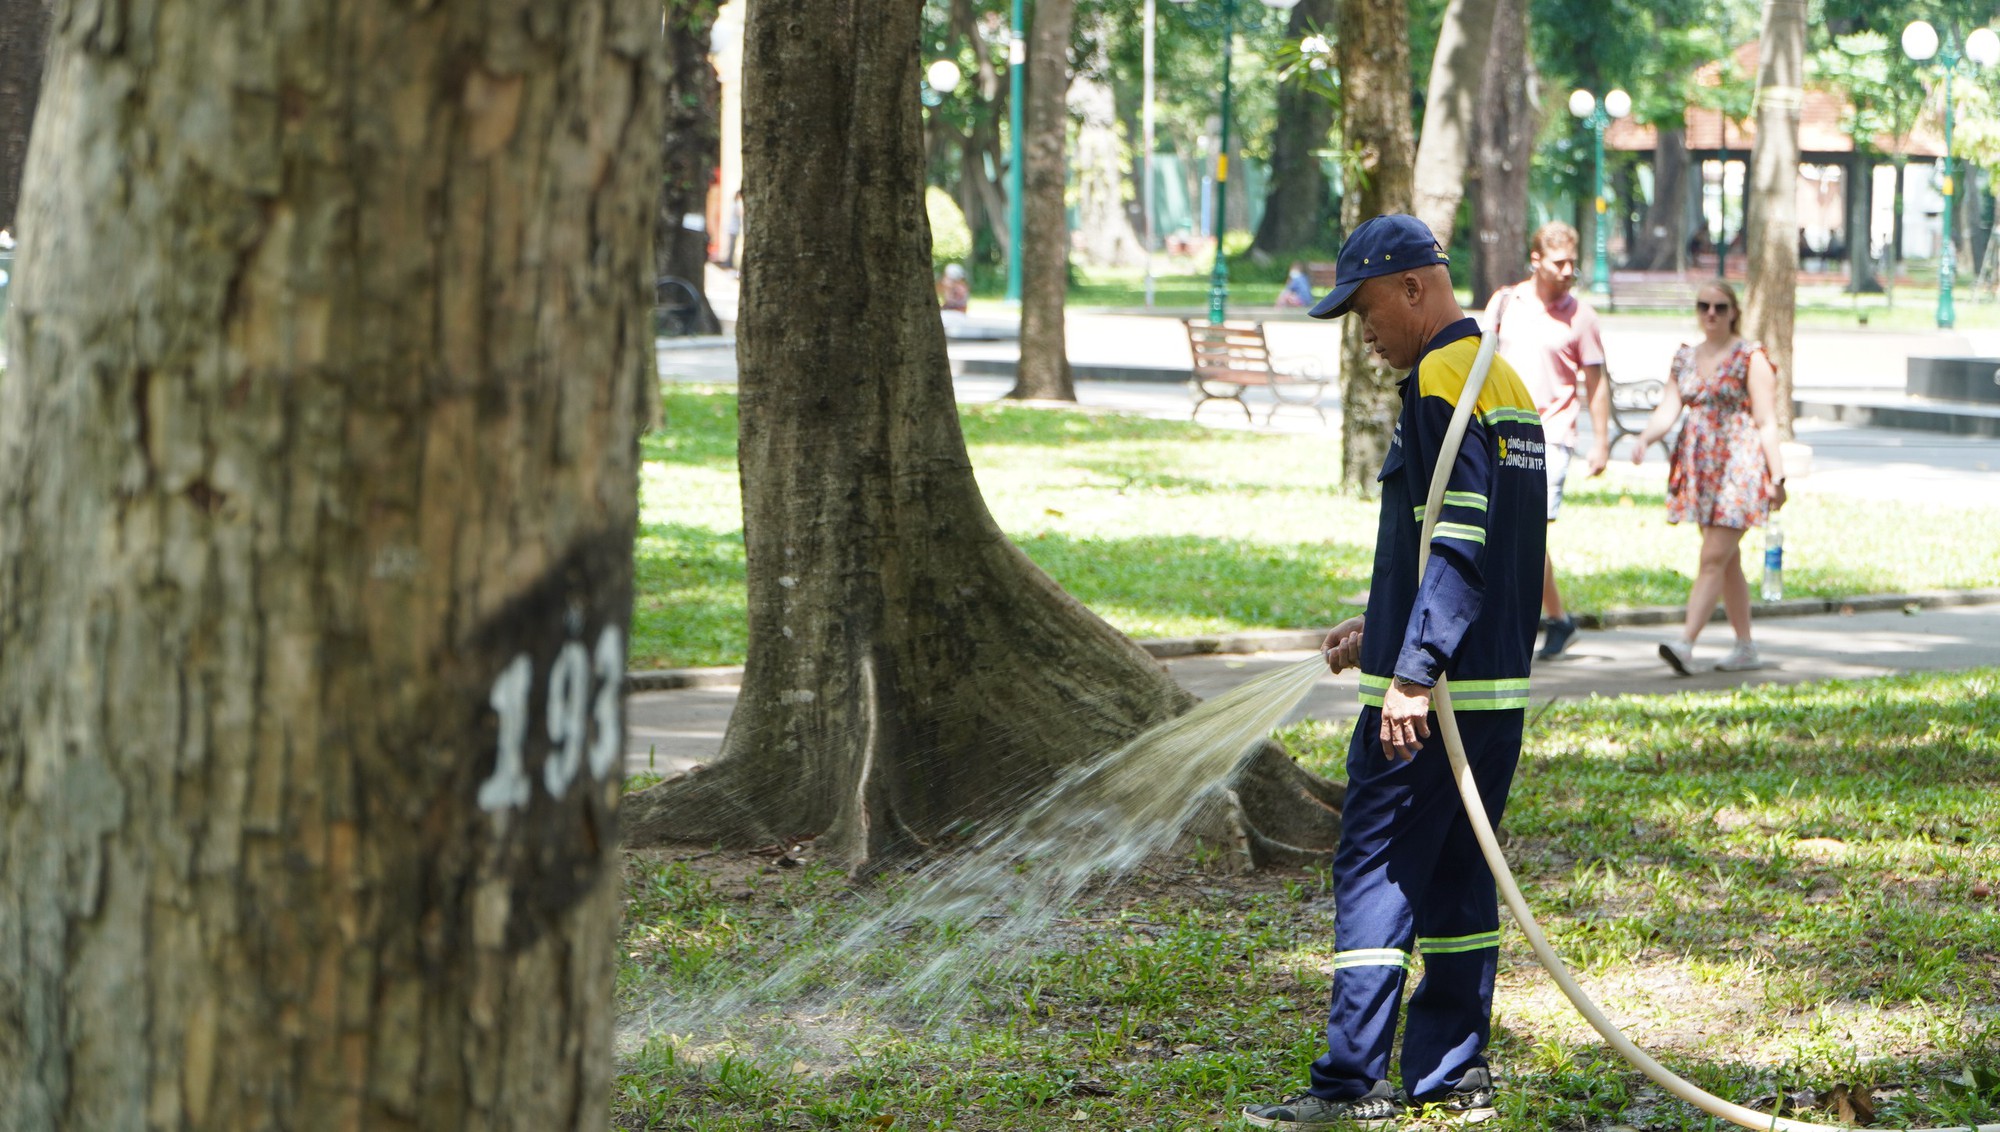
[1250,0,1337,258]
[0,0,49,232]
[621,0,1344,872]
[1743,0,1802,439]
[1411,0,1497,246]
[1628,127,1689,271]
[1336,0,1414,493]
[1845,150,1879,292]
[1014,0,1075,401]
[658,0,722,334]
[0,2,660,1128]
[1466,0,1533,308]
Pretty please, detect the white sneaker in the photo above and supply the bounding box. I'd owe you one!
[1657,638,1694,676]
[1713,642,1764,671]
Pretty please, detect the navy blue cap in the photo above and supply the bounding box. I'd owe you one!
[1308,214,1451,319]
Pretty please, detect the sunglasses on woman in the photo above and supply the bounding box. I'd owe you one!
[1696,300,1731,314]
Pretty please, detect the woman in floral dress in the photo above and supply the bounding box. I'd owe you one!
[1631,281,1787,673]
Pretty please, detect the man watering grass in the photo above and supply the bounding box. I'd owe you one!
[1242,215,1547,1129]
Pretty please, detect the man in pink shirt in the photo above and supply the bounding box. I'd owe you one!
[1484,221,1609,660]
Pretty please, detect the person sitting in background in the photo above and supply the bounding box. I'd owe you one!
[1276,262,1314,309]
[937,263,969,312]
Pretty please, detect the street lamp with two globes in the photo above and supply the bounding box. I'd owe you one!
[1569,87,1632,297]
[1902,19,2000,329]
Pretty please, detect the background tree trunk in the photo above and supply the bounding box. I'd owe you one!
[1467,0,1533,307]
[1846,150,1880,292]
[0,1,659,1127]
[0,0,49,232]
[622,0,1344,873]
[658,0,723,334]
[1628,127,1689,270]
[1336,0,1415,492]
[1411,0,1498,245]
[1250,0,1337,258]
[1014,0,1076,400]
[1743,0,1803,440]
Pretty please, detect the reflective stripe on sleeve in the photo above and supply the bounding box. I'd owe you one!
[1480,407,1543,427]
[1441,490,1488,511]
[1432,521,1487,545]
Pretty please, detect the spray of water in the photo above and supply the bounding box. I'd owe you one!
[625,656,1330,1047]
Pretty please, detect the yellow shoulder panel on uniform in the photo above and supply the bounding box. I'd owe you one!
[1416,337,1537,416]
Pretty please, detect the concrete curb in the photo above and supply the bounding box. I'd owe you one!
[622,587,2000,692]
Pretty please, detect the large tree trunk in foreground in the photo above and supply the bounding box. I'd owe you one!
[0,0,49,232]
[1467,0,1533,307]
[622,0,1342,872]
[1013,0,1075,400]
[1743,0,1802,439]
[1337,0,1415,492]
[1251,0,1338,258]
[1412,0,1498,246]
[1629,126,1690,270]
[657,0,723,335]
[0,2,658,1126]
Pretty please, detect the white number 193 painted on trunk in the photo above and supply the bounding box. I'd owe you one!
[477,624,625,812]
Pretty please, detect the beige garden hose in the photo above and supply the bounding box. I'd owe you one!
[1415,299,2000,1132]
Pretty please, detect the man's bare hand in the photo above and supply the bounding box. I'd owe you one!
[1380,678,1433,760]
[1587,440,1611,476]
[1321,616,1365,674]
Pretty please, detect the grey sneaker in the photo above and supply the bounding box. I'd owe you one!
[1713,642,1764,671]
[1657,638,1694,676]
[1417,1067,1498,1123]
[1537,616,1579,660]
[1242,1081,1405,1128]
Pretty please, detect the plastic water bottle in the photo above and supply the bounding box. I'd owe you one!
[1761,519,1784,602]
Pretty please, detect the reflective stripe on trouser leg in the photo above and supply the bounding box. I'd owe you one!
[1308,707,1522,1102]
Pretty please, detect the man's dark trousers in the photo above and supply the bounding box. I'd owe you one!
[1306,705,1522,1101]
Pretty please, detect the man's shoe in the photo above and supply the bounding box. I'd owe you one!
[1417,1067,1498,1123]
[1657,638,1694,676]
[1537,616,1578,660]
[1713,642,1764,671]
[1242,1081,1405,1128]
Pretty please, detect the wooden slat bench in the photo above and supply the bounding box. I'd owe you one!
[1184,319,1331,424]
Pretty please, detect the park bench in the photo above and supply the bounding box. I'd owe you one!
[1184,320,1332,424]
[1603,369,1684,458]
[1605,271,1696,313]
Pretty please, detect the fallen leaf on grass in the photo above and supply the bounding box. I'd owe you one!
[1828,1083,1876,1125]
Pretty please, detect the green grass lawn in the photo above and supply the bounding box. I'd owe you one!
[616,669,2000,1130]
[638,388,2000,671]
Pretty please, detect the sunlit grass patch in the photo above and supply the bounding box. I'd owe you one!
[639,388,2000,670]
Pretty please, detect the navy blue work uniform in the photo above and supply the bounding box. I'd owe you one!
[1307,318,1547,1104]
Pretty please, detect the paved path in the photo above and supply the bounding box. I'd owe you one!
[626,603,2000,779]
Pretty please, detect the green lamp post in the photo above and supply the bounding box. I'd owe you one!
[1903,19,2000,330]
[1173,0,1299,324]
[1568,86,1631,297]
[1004,0,1025,305]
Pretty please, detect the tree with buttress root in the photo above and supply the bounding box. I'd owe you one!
[622,0,1345,873]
